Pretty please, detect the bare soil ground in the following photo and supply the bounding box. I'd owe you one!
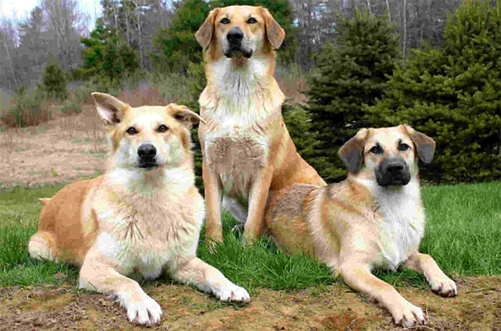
[0,276,500,330]
[1,112,500,330]
[0,106,107,188]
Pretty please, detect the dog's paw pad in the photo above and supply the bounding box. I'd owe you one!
[126,296,163,325]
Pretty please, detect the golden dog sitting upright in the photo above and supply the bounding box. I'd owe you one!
[28,93,250,325]
[196,6,326,246]
[265,125,457,327]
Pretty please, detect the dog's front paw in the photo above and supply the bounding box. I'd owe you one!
[215,282,250,302]
[428,275,457,297]
[125,295,163,325]
[391,301,425,327]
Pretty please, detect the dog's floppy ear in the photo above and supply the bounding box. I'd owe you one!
[338,128,369,173]
[196,8,219,49]
[92,92,129,125]
[259,7,285,49]
[402,125,436,164]
[167,103,206,129]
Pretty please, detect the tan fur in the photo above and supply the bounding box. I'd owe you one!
[265,126,457,327]
[28,93,249,326]
[196,6,326,246]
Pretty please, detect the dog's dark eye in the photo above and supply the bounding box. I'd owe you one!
[157,124,168,133]
[370,145,383,154]
[399,143,410,151]
[247,17,257,24]
[126,127,137,135]
[220,17,230,24]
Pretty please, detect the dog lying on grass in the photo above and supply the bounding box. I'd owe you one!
[265,125,457,327]
[28,92,250,325]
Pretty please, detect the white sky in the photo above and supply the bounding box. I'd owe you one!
[0,0,102,25]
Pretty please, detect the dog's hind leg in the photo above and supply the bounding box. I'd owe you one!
[28,231,60,263]
[222,196,248,229]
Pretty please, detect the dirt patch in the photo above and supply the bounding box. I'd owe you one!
[0,106,108,188]
[0,276,500,330]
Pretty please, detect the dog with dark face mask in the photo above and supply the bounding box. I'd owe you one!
[265,125,457,327]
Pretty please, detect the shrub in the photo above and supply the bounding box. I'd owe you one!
[59,99,83,116]
[304,8,401,182]
[367,0,501,183]
[1,88,51,128]
[40,57,68,101]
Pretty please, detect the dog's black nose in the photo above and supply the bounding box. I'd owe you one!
[138,144,156,160]
[386,163,404,174]
[376,157,410,186]
[227,28,244,44]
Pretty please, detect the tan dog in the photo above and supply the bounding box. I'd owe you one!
[196,6,326,246]
[265,125,457,327]
[28,93,250,325]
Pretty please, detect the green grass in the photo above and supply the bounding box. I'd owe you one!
[0,182,500,291]
[420,182,501,275]
[0,184,79,286]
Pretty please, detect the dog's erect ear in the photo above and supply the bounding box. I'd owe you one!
[167,104,206,129]
[92,92,128,125]
[196,8,219,49]
[259,7,285,49]
[338,128,369,173]
[402,125,436,164]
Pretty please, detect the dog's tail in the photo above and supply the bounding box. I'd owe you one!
[39,198,51,205]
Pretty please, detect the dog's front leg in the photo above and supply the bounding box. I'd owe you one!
[339,262,425,327]
[406,252,457,297]
[203,162,224,244]
[79,256,162,325]
[171,256,250,302]
[243,165,274,246]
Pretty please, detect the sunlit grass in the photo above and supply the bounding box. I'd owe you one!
[0,182,499,290]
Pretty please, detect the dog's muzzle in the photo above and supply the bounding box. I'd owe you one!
[376,157,411,187]
[224,27,253,58]
[137,143,158,169]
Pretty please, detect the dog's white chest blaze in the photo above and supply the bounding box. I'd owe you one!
[94,170,204,280]
[201,58,283,200]
[96,203,200,278]
[361,180,425,270]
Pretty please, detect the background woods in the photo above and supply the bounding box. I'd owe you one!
[0,0,500,185]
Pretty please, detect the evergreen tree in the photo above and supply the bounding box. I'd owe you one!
[152,0,295,73]
[80,22,140,88]
[282,102,321,165]
[304,8,401,182]
[40,55,68,100]
[367,0,501,183]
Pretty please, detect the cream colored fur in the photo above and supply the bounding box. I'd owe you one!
[28,93,249,325]
[265,125,457,327]
[196,6,326,246]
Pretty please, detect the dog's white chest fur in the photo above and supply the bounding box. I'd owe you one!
[201,57,283,199]
[95,169,204,280]
[361,180,425,270]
